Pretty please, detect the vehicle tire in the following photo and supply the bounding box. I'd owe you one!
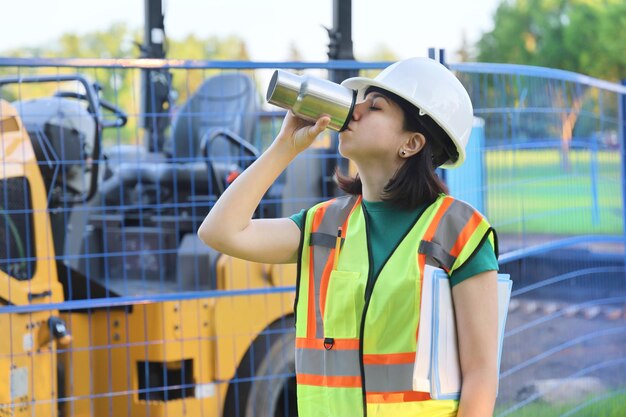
[244,327,296,417]
[222,316,297,417]
[57,358,66,417]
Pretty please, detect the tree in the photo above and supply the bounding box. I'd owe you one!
[166,33,251,106]
[475,0,625,170]
[0,24,250,145]
[357,45,398,79]
[476,0,625,81]
[455,30,473,63]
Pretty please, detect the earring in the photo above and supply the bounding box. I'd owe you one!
[401,151,406,156]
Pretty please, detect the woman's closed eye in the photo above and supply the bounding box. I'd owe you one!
[370,95,389,110]
[369,100,383,111]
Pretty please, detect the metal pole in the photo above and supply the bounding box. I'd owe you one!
[427,48,448,66]
[328,0,356,83]
[438,48,446,66]
[326,0,357,197]
[141,0,171,153]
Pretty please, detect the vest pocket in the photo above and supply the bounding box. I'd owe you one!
[323,270,360,338]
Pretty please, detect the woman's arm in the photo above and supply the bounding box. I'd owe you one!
[452,270,499,417]
[197,112,330,264]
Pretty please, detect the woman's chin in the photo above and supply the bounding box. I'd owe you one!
[338,134,366,161]
[337,142,351,159]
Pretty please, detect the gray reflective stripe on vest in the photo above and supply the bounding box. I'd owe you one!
[364,363,414,392]
[311,195,359,339]
[296,348,361,377]
[418,240,456,271]
[432,199,476,250]
[418,199,477,269]
[310,232,343,249]
[315,195,359,236]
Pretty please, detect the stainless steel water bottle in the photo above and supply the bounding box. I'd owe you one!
[266,70,357,132]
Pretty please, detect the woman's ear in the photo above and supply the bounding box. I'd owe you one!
[399,132,426,158]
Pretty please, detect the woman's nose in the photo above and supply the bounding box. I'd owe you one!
[351,100,366,120]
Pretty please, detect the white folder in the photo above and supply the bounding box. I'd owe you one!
[413,265,512,400]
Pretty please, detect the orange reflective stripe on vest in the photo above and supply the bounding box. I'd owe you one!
[419,198,494,272]
[296,337,360,350]
[415,196,454,354]
[366,391,431,404]
[297,374,362,388]
[305,200,329,339]
[362,352,415,365]
[306,196,360,339]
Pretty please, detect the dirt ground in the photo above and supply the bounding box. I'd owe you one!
[496,300,626,406]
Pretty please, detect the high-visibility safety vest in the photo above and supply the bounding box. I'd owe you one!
[294,193,497,417]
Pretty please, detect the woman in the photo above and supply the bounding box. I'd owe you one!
[198,57,499,417]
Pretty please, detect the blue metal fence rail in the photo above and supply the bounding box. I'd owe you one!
[1,58,624,417]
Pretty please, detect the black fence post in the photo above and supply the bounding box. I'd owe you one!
[326,0,358,197]
[141,0,172,153]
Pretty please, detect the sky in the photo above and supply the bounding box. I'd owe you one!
[1,0,503,62]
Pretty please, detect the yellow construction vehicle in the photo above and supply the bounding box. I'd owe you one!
[0,73,309,417]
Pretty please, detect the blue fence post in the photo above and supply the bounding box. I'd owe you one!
[618,79,626,272]
[446,119,485,213]
[590,133,600,226]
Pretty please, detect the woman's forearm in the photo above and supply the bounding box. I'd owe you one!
[197,114,330,252]
[197,143,296,247]
[456,369,498,417]
[453,271,499,417]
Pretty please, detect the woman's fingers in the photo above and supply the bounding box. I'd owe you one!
[278,114,330,153]
[308,116,331,138]
[292,115,329,150]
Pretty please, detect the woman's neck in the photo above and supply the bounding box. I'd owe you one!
[355,160,401,202]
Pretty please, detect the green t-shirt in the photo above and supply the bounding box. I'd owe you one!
[289,199,498,289]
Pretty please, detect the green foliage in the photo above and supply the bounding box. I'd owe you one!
[0,23,250,145]
[167,33,250,105]
[167,33,249,61]
[357,45,399,79]
[476,0,626,80]
[4,23,137,59]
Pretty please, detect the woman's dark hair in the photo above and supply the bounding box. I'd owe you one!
[336,86,454,209]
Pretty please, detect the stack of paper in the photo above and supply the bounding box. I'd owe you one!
[413,265,512,399]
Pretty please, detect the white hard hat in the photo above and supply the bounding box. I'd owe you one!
[341,57,473,168]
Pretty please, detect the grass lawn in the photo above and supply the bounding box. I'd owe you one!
[485,149,623,235]
[495,389,626,417]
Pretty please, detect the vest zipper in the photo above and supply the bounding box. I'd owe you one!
[358,204,375,417]
[357,203,430,417]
